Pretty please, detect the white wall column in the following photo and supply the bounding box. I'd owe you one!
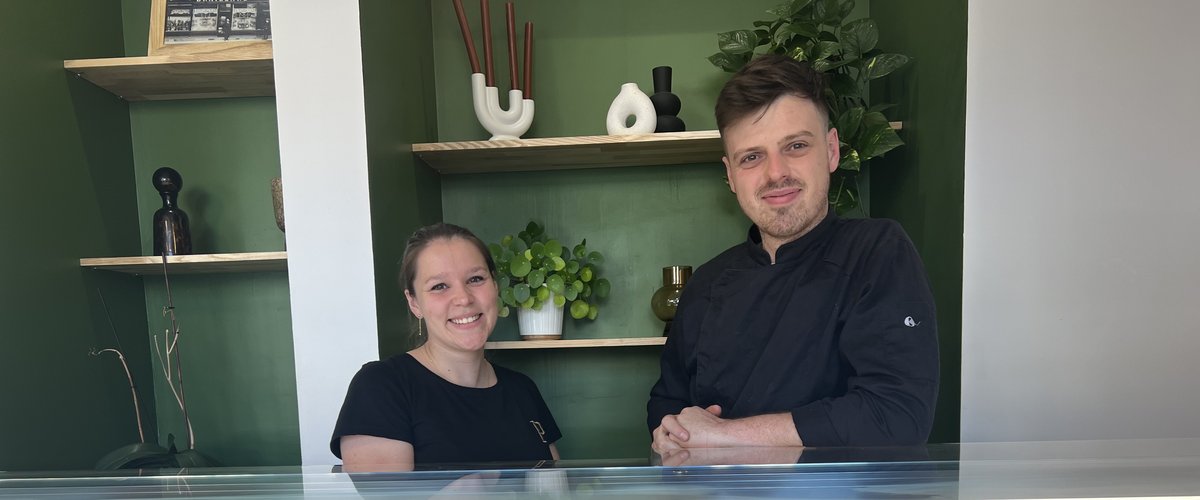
[271,0,379,464]
[963,0,1200,441]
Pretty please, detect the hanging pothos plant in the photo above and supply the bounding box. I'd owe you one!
[709,0,909,215]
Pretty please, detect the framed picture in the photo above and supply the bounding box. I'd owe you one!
[148,0,272,58]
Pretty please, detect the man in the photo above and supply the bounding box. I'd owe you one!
[647,54,939,453]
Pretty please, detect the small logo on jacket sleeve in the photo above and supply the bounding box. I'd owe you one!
[904,316,920,327]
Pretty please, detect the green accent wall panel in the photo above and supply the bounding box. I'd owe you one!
[0,1,155,471]
[869,0,967,444]
[142,274,297,466]
[358,0,444,358]
[489,349,663,459]
[130,99,286,255]
[128,98,298,465]
[430,0,785,141]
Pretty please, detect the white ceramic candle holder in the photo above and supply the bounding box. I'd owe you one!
[470,73,534,140]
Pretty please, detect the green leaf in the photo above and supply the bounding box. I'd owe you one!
[572,280,584,293]
[564,287,578,301]
[569,300,590,320]
[814,0,844,24]
[811,40,840,62]
[513,283,531,303]
[717,29,758,54]
[500,234,513,248]
[587,304,599,320]
[544,240,563,259]
[580,266,594,282]
[593,278,611,299]
[501,287,517,307]
[828,73,859,98]
[547,274,566,295]
[861,53,910,80]
[499,306,510,318]
[536,286,550,303]
[525,221,542,238]
[498,276,510,290]
[551,256,566,271]
[587,251,604,264]
[582,284,592,298]
[509,256,531,278]
[553,294,566,308]
[565,260,580,274]
[487,243,502,261]
[530,241,544,259]
[838,147,861,172]
[512,236,528,253]
[772,22,818,47]
[840,18,877,57]
[862,110,891,128]
[527,269,545,288]
[708,52,750,72]
[767,0,811,18]
[835,107,865,141]
[856,122,904,160]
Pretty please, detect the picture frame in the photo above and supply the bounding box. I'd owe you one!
[148,0,273,58]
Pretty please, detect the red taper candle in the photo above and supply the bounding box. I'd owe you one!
[481,0,495,86]
[506,3,518,90]
[523,21,534,100]
[451,0,480,74]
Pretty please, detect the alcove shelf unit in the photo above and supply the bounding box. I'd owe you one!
[485,337,667,350]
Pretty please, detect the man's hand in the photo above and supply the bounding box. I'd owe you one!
[651,405,723,454]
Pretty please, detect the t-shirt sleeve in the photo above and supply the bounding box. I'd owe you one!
[329,361,413,459]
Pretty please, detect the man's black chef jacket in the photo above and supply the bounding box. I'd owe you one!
[647,211,940,446]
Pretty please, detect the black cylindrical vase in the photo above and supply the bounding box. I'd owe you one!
[650,66,685,133]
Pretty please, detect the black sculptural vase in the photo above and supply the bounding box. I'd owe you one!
[152,167,192,256]
[650,66,685,133]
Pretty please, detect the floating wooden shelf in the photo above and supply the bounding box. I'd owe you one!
[412,130,724,174]
[412,123,902,175]
[63,54,274,101]
[485,337,667,350]
[79,251,287,275]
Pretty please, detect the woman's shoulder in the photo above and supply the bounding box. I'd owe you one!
[492,363,537,389]
[351,354,422,386]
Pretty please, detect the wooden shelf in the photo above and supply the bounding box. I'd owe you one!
[63,54,274,101]
[412,130,724,174]
[485,337,667,350]
[79,251,287,275]
[412,123,902,175]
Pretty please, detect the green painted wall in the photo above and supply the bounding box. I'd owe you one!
[869,0,966,444]
[120,1,300,466]
[431,0,788,458]
[358,0,444,359]
[0,1,156,471]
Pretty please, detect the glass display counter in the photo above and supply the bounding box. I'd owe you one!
[3,439,1199,498]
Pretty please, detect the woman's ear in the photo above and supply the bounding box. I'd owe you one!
[405,289,422,318]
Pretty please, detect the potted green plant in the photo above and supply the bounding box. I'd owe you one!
[708,0,909,215]
[489,221,611,340]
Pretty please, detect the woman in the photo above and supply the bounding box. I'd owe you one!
[330,223,561,469]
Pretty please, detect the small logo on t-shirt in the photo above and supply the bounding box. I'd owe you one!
[904,316,920,327]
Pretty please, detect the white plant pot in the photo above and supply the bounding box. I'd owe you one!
[517,292,564,340]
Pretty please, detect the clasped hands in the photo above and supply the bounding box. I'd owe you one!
[651,404,735,453]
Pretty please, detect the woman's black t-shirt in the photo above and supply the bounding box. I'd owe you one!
[330,354,561,464]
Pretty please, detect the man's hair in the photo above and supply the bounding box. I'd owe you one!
[715,54,830,134]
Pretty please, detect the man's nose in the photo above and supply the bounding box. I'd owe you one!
[765,153,788,180]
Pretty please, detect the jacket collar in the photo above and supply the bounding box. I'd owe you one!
[745,207,838,265]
